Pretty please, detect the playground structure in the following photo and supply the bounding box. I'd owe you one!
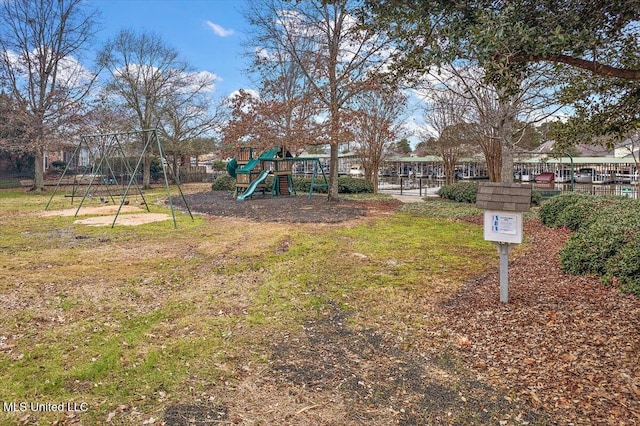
[226,147,328,201]
[45,129,193,228]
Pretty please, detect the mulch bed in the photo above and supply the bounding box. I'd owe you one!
[443,219,640,425]
[171,190,401,223]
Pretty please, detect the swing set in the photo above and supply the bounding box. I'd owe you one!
[45,129,193,228]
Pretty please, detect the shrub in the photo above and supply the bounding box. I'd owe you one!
[211,175,235,191]
[438,181,543,205]
[292,177,322,194]
[437,182,479,203]
[559,198,640,292]
[530,190,542,206]
[337,176,373,194]
[604,232,640,294]
[51,160,67,171]
[539,193,619,231]
[291,176,373,194]
[538,192,588,228]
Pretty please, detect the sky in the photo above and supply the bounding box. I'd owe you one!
[90,0,253,97]
[87,0,426,144]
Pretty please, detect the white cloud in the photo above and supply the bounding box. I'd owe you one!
[205,21,234,37]
[228,88,259,101]
[4,48,94,90]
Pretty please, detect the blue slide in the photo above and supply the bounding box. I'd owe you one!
[236,170,269,201]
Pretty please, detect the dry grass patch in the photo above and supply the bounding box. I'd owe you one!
[0,187,551,425]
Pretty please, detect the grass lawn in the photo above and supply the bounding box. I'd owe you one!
[1,185,549,425]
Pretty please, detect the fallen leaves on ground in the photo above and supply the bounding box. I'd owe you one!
[442,219,640,425]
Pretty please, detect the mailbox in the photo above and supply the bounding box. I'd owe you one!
[483,210,524,244]
[475,182,532,303]
[476,182,531,244]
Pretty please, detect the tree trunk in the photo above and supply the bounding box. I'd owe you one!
[143,153,151,189]
[172,155,180,184]
[328,142,339,201]
[32,147,45,192]
[370,159,379,193]
[444,157,456,185]
[486,143,502,182]
[500,144,514,183]
[327,107,340,202]
[499,126,514,184]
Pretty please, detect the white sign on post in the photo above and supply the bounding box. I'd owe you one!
[483,211,523,244]
[476,183,532,303]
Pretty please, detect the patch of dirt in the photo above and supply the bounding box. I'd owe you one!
[266,303,547,425]
[171,191,401,223]
[163,404,228,425]
[41,204,146,217]
[73,213,170,226]
[41,204,170,226]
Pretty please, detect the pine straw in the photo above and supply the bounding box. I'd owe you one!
[442,219,640,425]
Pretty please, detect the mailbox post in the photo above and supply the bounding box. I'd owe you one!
[476,183,532,303]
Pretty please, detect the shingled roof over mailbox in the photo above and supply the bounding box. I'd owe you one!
[475,183,532,212]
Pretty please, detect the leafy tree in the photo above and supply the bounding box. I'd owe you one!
[364,0,640,147]
[0,0,99,191]
[365,1,640,81]
[394,138,412,155]
[556,67,640,142]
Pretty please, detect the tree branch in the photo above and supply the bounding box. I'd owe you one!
[510,54,640,80]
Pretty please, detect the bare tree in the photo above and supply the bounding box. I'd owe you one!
[237,30,323,155]
[98,29,213,188]
[0,0,99,191]
[246,0,394,201]
[423,90,475,185]
[157,73,220,181]
[422,63,562,182]
[350,84,407,192]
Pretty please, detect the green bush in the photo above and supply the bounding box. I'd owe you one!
[337,176,373,194]
[211,175,235,191]
[538,192,618,231]
[438,182,543,205]
[437,182,479,203]
[291,177,319,193]
[604,232,640,294]
[292,176,373,194]
[559,198,640,293]
[530,190,542,206]
[538,192,587,228]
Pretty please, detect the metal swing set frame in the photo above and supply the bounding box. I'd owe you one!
[45,129,193,228]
